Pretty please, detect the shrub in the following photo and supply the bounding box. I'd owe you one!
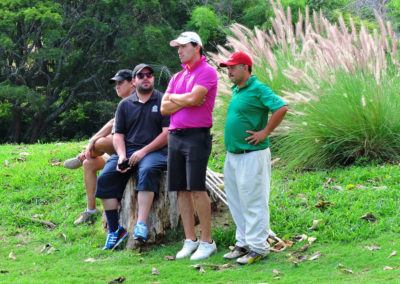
[209,0,400,169]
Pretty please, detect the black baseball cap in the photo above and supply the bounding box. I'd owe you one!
[132,64,154,78]
[109,69,132,84]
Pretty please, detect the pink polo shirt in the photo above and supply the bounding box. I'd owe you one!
[166,56,218,130]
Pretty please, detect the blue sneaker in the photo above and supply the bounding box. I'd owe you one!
[102,226,128,250]
[133,222,147,241]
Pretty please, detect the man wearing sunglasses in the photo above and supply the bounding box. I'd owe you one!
[64,69,135,225]
[161,31,218,260]
[96,64,170,250]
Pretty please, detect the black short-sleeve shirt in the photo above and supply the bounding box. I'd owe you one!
[114,89,170,149]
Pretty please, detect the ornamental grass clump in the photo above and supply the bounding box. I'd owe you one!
[209,0,400,169]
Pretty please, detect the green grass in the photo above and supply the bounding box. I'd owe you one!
[1,143,400,283]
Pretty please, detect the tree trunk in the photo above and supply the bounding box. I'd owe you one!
[102,172,180,249]
[102,170,224,250]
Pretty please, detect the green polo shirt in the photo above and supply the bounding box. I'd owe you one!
[225,76,286,153]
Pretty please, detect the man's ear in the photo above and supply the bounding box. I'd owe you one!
[131,79,136,87]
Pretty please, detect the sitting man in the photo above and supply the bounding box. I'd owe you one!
[95,63,169,250]
[64,69,135,225]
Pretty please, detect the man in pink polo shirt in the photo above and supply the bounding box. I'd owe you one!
[161,31,218,261]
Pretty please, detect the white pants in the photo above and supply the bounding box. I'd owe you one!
[224,148,271,254]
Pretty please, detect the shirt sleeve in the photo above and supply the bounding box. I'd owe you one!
[259,84,287,112]
[194,66,218,91]
[113,100,127,134]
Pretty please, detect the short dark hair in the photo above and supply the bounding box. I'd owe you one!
[239,64,252,74]
[190,42,204,56]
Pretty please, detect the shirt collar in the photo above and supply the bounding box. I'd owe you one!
[232,75,257,92]
[130,90,157,102]
[182,55,206,72]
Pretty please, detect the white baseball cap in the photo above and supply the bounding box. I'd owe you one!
[170,31,203,47]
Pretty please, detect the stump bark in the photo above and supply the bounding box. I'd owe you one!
[102,172,180,249]
[102,169,223,250]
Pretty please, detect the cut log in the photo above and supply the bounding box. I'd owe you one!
[102,169,224,250]
[102,171,180,249]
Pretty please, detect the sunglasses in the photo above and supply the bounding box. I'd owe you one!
[136,72,153,79]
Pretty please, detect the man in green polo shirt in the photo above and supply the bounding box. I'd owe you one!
[219,52,288,265]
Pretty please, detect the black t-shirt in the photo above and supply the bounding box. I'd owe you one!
[114,89,170,150]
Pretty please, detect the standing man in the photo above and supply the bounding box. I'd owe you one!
[64,69,135,225]
[96,64,169,250]
[219,52,288,265]
[161,31,218,261]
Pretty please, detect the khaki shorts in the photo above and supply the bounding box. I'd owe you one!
[102,153,111,163]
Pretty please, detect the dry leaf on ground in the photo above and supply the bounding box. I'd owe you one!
[365,246,380,251]
[51,162,62,166]
[323,177,333,188]
[308,237,317,244]
[273,269,281,274]
[40,243,52,253]
[293,244,310,254]
[383,266,393,270]
[373,186,388,190]
[5,160,9,167]
[199,267,206,274]
[84,258,96,263]
[341,269,354,274]
[219,264,234,270]
[309,219,324,230]
[360,212,377,222]
[388,251,397,258]
[8,252,16,260]
[151,268,160,275]
[293,234,307,242]
[331,185,343,191]
[308,251,321,261]
[108,276,125,284]
[355,184,367,189]
[315,201,334,208]
[164,256,175,261]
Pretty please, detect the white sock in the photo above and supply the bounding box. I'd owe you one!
[86,208,97,214]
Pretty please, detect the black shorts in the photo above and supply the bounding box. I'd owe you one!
[167,128,212,191]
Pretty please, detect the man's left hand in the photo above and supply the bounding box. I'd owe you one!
[128,149,147,166]
[245,129,268,145]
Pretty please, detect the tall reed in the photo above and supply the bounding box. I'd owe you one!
[209,0,400,168]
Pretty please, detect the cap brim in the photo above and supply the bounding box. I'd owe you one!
[109,75,126,83]
[219,61,237,67]
[170,39,191,47]
[133,65,154,77]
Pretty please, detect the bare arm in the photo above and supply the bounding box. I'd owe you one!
[245,105,288,145]
[128,127,169,166]
[79,118,114,160]
[161,93,183,115]
[113,133,129,172]
[90,118,114,144]
[169,85,207,107]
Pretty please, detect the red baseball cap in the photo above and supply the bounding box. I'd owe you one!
[219,52,253,67]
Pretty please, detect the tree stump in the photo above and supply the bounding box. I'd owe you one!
[102,169,224,250]
[102,171,180,249]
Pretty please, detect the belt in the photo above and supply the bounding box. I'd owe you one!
[230,149,263,154]
[169,127,210,135]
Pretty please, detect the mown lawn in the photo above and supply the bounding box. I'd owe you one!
[1,142,399,283]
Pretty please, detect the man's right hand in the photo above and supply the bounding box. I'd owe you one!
[117,155,130,173]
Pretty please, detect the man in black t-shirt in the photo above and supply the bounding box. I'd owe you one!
[95,64,170,250]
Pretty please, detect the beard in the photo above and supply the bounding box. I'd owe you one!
[137,84,153,95]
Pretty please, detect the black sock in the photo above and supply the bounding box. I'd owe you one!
[105,209,119,232]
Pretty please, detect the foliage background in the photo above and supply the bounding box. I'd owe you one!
[1,0,399,144]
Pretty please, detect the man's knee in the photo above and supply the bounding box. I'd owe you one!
[94,136,113,154]
[83,157,104,172]
[192,190,208,200]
